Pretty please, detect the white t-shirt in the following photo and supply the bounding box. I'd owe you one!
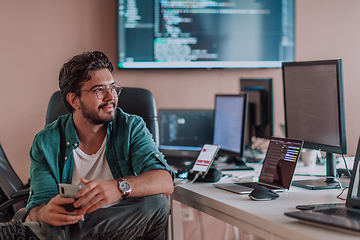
[72,135,114,185]
[72,135,120,207]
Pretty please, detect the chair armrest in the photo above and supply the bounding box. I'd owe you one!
[10,188,30,199]
[12,207,27,222]
[0,189,29,212]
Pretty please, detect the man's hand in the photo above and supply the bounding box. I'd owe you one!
[74,178,121,214]
[28,195,84,226]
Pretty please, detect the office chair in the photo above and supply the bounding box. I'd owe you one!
[0,144,29,222]
[45,87,159,146]
[0,87,159,223]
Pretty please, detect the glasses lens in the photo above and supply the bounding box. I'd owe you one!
[95,87,105,99]
[115,86,122,96]
[94,86,122,99]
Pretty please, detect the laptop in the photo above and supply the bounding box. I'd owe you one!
[285,137,360,235]
[213,137,304,194]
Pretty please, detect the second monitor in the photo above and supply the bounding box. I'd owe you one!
[212,94,253,170]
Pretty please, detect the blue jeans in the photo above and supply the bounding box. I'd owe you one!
[2,194,170,240]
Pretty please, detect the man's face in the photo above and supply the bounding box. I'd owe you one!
[77,68,118,125]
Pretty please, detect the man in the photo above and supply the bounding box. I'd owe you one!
[24,51,175,239]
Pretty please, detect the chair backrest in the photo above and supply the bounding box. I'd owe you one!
[45,87,159,146]
[0,144,26,221]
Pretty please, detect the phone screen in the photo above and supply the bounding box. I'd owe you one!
[192,144,220,174]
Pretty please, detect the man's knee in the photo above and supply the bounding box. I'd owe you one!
[80,194,170,239]
[139,194,170,221]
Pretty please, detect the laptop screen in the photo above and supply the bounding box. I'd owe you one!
[346,137,360,208]
[259,137,304,189]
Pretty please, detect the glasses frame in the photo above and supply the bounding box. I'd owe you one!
[76,84,123,99]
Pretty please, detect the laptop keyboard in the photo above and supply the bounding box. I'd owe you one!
[296,202,345,210]
[314,207,360,221]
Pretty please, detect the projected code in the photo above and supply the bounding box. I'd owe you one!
[118,0,294,67]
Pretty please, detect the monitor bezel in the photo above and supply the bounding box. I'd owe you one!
[282,59,347,155]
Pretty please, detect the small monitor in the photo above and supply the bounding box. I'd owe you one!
[212,94,253,170]
[282,59,347,189]
[240,78,273,148]
[158,109,213,167]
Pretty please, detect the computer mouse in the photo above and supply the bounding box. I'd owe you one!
[248,185,279,201]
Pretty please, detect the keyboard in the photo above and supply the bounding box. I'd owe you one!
[314,207,360,221]
[296,202,345,210]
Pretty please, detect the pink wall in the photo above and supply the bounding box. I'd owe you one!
[0,0,359,183]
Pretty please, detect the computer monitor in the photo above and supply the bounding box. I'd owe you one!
[117,0,295,69]
[212,94,253,170]
[282,59,347,190]
[158,109,213,168]
[240,78,274,149]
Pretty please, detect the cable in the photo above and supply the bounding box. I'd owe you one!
[173,172,201,186]
[337,187,349,200]
[341,154,352,177]
[336,178,343,189]
[188,172,201,183]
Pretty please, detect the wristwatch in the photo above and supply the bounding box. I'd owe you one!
[118,180,131,199]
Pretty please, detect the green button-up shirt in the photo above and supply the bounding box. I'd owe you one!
[26,108,175,213]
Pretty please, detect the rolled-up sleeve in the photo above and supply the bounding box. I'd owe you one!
[129,117,175,179]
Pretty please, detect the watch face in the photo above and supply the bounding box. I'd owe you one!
[120,181,131,192]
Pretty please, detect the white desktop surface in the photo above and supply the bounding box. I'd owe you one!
[170,160,357,240]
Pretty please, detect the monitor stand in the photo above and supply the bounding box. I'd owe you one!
[291,178,350,190]
[217,156,254,171]
[292,153,350,190]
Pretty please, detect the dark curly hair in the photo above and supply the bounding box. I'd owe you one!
[58,51,114,113]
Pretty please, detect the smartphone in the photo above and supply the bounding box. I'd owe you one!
[58,183,81,199]
[191,144,220,175]
[58,183,81,212]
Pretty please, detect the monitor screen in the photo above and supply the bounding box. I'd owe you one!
[240,78,273,148]
[213,94,247,159]
[282,59,347,189]
[117,0,295,69]
[158,109,213,166]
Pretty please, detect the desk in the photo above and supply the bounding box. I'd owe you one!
[170,162,357,240]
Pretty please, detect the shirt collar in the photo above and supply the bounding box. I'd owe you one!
[64,114,80,148]
[63,112,116,148]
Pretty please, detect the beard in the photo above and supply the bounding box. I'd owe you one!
[79,100,116,125]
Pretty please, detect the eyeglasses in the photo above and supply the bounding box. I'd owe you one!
[77,84,123,99]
